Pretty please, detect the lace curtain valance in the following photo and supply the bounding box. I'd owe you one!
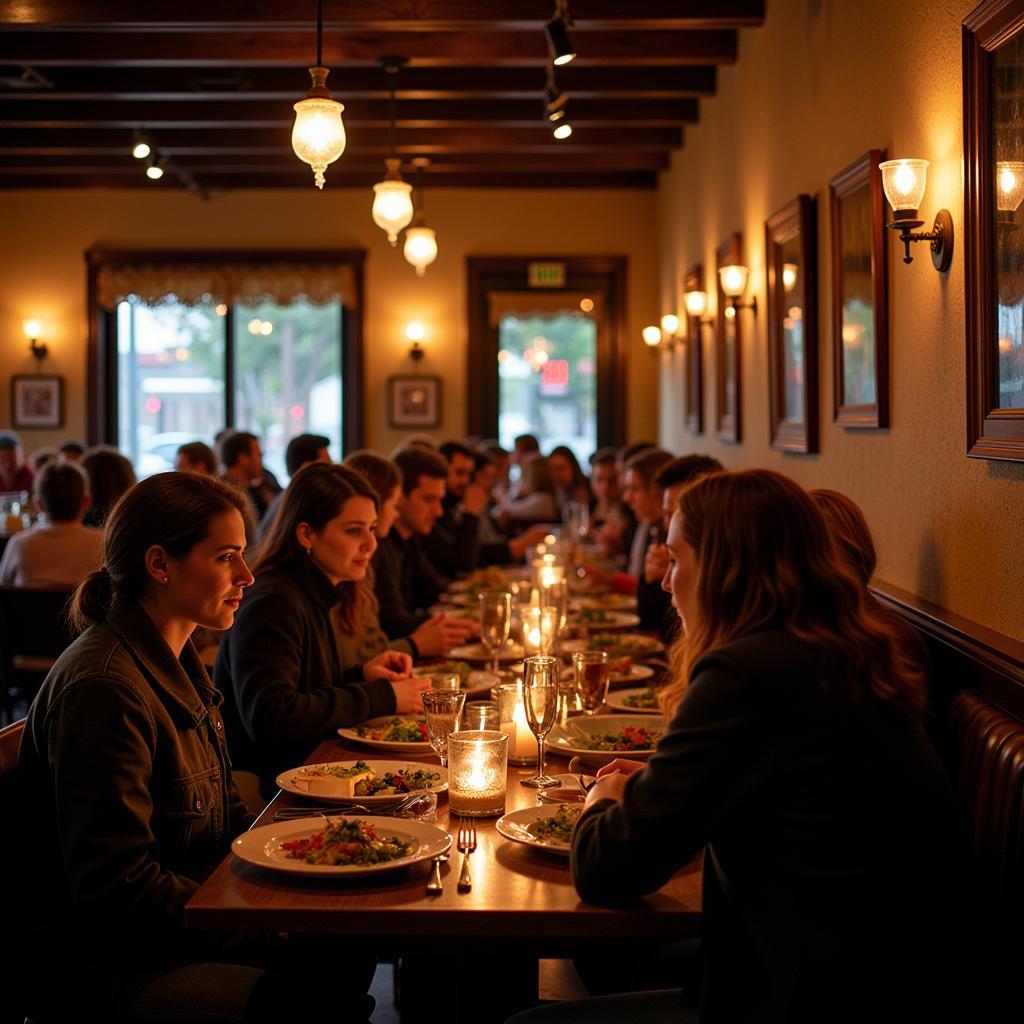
[487,290,602,328]
[96,263,357,311]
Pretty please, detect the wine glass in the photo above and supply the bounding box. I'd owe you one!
[540,578,569,639]
[478,591,512,676]
[520,655,561,789]
[422,690,466,768]
[572,650,610,716]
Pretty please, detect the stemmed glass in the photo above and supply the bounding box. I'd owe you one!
[572,650,610,716]
[422,690,466,768]
[540,578,569,640]
[478,591,512,676]
[520,655,561,789]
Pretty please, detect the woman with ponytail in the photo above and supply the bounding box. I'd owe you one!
[15,472,376,1023]
[514,470,966,1024]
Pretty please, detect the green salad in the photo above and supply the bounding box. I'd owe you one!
[423,660,472,684]
[300,761,441,795]
[579,725,661,752]
[622,688,659,710]
[356,717,429,743]
[281,818,415,866]
[587,632,660,651]
[527,804,583,846]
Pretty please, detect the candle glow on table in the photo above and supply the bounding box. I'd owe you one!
[497,681,535,764]
[523,606,558,656]
[447,730,508,816]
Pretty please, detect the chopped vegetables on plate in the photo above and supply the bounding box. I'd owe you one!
[587,632,661,652]
[579,725,662,752]
[281,818,415,866]
[527,804,583,846]
[298,760,441,796]
[622,687,659,710]
[356,717,429,743]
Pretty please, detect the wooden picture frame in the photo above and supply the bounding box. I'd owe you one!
[964,0,1024,461]
[387,375,442,429]
[715,233,743,443]
[683,264,705,434]
[829,149,889,428]
[765,195,819,453]
[11,374,64,430]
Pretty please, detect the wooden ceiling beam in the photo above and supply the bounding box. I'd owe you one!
[0,29,738,67]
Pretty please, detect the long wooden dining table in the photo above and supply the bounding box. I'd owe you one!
[186,734,702,1021]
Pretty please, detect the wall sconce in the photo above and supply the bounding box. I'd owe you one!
[642,324,662,348]
[996,160,1024,226]
[659,313,683,346]
[406,321,426,361]
[718,264,757,319]
[878,158,953,271]
[23,319,48,363]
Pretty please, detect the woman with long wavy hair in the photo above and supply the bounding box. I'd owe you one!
[215,462,430,797]
[516,470,965,1024]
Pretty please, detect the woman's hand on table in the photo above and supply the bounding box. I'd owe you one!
[410,613,478,656]
[364,649,414,681]
[584,757,645,809]
[391,674,434,713]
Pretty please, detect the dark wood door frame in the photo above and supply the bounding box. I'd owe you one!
[465,255,628,447]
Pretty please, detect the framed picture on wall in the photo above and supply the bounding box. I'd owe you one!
[829,149,889,428]
[765,194,819,453]
[388,375,442,429]
[715,233,743,443]
[683,264,705,434]
[11,374,63,429]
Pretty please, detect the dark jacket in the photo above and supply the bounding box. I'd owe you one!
[422,498,513,575]
[215,561,396,793]
[572,630,964,1024]
[373,528,448,638]
[16,597,251,968]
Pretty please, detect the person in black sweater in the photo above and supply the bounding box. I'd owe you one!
[511,469,968,1024]
[215,463,431,796]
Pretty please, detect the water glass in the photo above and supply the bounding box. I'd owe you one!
[520,655,560,789]
[464,700,499,731]
[478,591,512,675]
[429,672,461,691]
[421,690,466,768]
[572,650,610,716]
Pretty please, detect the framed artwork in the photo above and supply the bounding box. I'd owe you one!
[683,264,705,434]
[11,375,63,429]
[387,375,441,428]
[964,0,1024,461]
[715,233,743,443]
[765,194,819,453]
[829,149,889,428]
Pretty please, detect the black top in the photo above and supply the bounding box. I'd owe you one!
[373,528,448,638]
[572,629,964,1024]
[215,561,396,793]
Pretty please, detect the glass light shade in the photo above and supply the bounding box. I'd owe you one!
[782,263,798,291]
[997,161,1024,212]
[404,224,438,277]
[684,289,707,316]
[22,319,41,339]
[447,730,508,816]
[145,163,163,180]
[553,122,573,140]
[660,313,680,336]
[406,321,425,342]
[879,158,928,213]
[131,141,151,159]
[719,264,749,298]
[291,68,346,190]
[371,159,414,245]
[642,324,662,347]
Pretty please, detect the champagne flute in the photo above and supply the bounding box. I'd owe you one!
[520,655,560,788]
[478,591,512,676]
[422,690,466,768]
[572,650,610,716]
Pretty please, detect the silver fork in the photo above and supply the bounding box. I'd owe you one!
[456,818,477,892]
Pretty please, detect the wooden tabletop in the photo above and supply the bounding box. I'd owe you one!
[186,736,702,943]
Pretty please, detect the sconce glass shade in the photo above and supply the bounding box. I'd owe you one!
[782,262,798,291]
[684,290,707,316]
[719,264,749,298]
[22,319,41,339]
[997,161,1024,212]
[879,158,928,215]
[292,68,347,190]
[404,222,438,277]
[660,314,680,336]
[372,159,414,245]
[642,325,662,347]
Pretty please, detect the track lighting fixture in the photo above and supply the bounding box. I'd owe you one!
[131,130,151,160]
[545,1,576,66]
[145,154,164,180]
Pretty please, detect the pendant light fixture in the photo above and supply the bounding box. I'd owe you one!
[371,57,414,246]
[545,0,576,66]
[404,158,439,277]
[291,0,346,189]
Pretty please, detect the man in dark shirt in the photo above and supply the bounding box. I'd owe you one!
[219,431,280,522]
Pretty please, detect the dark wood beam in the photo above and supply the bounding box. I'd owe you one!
[2,0,764,31]
[0,29,738,67]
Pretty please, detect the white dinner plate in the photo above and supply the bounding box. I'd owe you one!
[609,663,656,686]
[275,759,448,805]
[567,611,641,630]
[449,642,526,663]
[605,687,663,715]
[559,633,665,658]
[570,594,638,612]
[548,714,667,767]
[232,815,452,877]
[337,716,433,753]
[496,804,584,858]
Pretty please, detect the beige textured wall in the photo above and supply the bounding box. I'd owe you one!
[656,0,1024,641]
[0,187,659,455]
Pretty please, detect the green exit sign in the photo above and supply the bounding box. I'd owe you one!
[528,262,566,288]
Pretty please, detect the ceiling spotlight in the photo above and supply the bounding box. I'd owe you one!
[131,130,152,160]
[543,75,568,123]
[553,121,573,140]
[145,155,164,180]
[545,3,576,66]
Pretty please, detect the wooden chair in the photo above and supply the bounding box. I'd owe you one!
[0,586,74,724]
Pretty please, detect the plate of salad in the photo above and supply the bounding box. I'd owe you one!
[560,633,665,658]
[605,686,663,715]
[276,760,448,805]
[232,815,452,877]
[417,659,496,696]
[567,608,641,630]
[571,593,638,612]
[496,803,584,858]
[338,716,433,752]
[549,714,667,766]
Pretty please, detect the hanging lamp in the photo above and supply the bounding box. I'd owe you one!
[404,158,439,277]
[291,0,346,189]
[371,57,414,245]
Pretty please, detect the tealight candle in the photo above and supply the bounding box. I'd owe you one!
[497,681,535,765]
[447,730,508,816]
[522,605,558,657]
